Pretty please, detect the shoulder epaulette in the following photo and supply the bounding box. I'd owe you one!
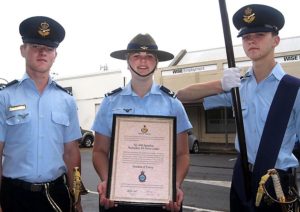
[160,85,176,98]
[240,72,251,80]
[105,87,123,97]
[0,79,18,90]
[55,83,73,96]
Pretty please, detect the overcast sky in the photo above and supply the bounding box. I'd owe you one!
[1,0,299,82]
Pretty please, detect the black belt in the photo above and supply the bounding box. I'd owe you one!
[2,174,66,192]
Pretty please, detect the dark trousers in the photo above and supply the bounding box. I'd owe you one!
[230,166,298,212]
[0,175,72,212]
[99,203,183,212]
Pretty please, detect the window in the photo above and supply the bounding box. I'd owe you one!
[205,107,236,133]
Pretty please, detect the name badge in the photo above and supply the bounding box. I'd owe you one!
[9,104,26,112]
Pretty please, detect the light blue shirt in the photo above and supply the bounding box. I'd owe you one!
[0,73,81,182]
[92,82,192,137]
[204,63,300,170]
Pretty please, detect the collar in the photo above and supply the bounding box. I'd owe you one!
[20,73,53,85]
[121,81,161,96]
[246,63,285,82]
[269,63,286,81]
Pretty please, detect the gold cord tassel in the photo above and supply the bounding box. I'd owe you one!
[255,172,271,207]
[72,167,89,205]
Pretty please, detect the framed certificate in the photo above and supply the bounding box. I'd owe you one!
[107,114,176,206]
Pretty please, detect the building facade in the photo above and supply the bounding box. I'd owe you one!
[56,70,124,130]
[56,36,300,145]
[155,36,300,145]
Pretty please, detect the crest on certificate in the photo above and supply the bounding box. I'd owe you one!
[141,125,148,134]
[138,171,146,182]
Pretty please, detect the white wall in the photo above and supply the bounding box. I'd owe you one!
[56,70,124,130]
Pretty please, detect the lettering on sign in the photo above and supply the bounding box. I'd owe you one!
[276,54,300,63]
[283,55,299,61]
[162,64,217,76]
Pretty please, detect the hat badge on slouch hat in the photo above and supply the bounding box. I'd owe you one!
[19,16,65,48]
[233,4,285,37]
[110,33,174,62]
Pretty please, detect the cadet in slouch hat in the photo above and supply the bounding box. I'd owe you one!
[110,33,174,62]
[110,33,174,77]
[92,33,191,212]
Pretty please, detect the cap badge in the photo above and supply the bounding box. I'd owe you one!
[140,46,148,50]
[243,7,255,23]
[38,22,50,37]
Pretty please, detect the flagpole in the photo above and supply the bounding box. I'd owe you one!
[218,0,251,200]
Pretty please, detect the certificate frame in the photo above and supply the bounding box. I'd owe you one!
[107,114,176,206]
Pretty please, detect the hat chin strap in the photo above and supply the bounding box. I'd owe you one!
[128,63,157,78]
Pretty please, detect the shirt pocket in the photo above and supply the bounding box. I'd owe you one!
[51,112,70,127]
[6,112,31,125]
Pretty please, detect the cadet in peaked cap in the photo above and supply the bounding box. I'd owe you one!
[229,4,300,212]
[232,4,285,37]
[0,15,83,211]
[19,16,65,48]
[176,3,300,212]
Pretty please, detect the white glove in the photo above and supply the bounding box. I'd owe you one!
[221,67,241,91]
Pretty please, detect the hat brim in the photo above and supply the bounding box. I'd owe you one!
[23,38,59,48]
[237,26,277,37]
[110,49,174,62]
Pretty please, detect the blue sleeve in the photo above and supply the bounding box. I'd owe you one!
[172,98,192,133]
[92,97,111,137]
[203,92,232,110]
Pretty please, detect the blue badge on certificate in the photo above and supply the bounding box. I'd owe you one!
[138,171,146,182]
